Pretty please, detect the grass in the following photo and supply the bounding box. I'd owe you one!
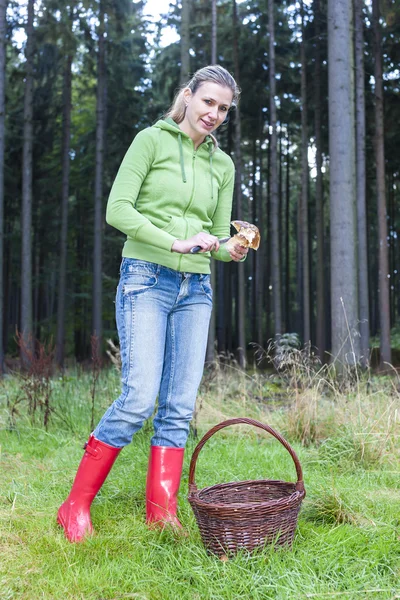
[0,361,400,600]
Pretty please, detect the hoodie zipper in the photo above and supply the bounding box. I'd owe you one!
[176,132,213,271]
[178,145,198,271]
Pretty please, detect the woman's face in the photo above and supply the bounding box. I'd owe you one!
[180,81,233,145]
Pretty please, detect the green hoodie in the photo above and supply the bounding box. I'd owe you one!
[106,118,235,274]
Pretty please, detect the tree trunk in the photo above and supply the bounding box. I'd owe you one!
[232,0,246,368]
[391,172,396,326]
[211,0,217,64]
[206,0,218,362]
[314,0,325,361]
[269,0,282,336]
[216,261,225,351]
[296,191,302,335]
[372,0,391,367]
[255,115,264,346]
[21,0,34,367]
[354,0,370,367]
[0,0,6,373]
[279,132,284,328]
[224,118,234,354]
[93,1,106,356]
[396,181,400,323]
[328,0,360,367]
[285,129,291,332]
[225,264,232,351]
[265,131,272,343]
[180,0,191,83]
[33,233,40,338]
[389,171,395,326]
[300,0,310,346]
[249,136,257,342]
[56,51,72,369]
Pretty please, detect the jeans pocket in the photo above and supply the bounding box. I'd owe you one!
[121,260,159,295]
[199,274,213,302]
[122,274,157,295]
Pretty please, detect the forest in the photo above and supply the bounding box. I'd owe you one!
[0,0,399,371]
[1,3,400,597]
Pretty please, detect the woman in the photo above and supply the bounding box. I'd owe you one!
[58,65,248,542]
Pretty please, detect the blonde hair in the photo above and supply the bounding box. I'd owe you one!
[164,65,240,147]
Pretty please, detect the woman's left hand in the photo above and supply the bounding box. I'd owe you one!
[228,243,249,262]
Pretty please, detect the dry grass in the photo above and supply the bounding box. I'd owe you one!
[193,347,400,470]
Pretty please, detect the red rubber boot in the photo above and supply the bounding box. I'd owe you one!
[146,446,185,528]
[57,435,122,542]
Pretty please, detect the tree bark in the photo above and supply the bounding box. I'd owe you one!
[300,0,310,346]
[296,190,302,335]
[206,0,218,362]
[211,0,217,64]
[388,171,395,326]
[285,129,290,332]
[21,0,34,367]
[0,0,6,373]
[93,1,106,356]
[255,115,264,346]
[265,130,272,343]
[328,0,360,367]
[269,0,282,336]
[314,0,325,361]
[249,136,257,341]
[216,261,225,351]
[56,49,73,369]
[180,0,191,83]
[372,0,391,367]
[354,0,370,367]
[232,0,246,368]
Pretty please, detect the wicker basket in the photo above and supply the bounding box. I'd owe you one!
[188,418,306,557]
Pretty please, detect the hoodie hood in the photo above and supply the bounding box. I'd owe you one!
[153,117,216,149]
[154,118,216,199]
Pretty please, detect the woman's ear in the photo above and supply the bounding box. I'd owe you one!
[183,88,192,106]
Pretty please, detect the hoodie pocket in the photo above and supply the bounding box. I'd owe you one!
[161,216,187,239]
[161,215,177,233]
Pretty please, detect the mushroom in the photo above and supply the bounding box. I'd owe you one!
[224,220,260,251]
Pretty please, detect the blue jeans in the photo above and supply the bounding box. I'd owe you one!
[94,258,212,448]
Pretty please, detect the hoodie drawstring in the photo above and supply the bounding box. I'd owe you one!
[178,133,187,183]
[178,131,214,200]
[209,151,214,201]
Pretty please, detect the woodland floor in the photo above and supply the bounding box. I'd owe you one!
[0,361,399,600]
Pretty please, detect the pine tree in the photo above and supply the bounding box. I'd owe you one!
[354,0,370,367]
[20,0,34,367]
[269,0,282,336]
[328,0,360,367]
[0,0,6,373]
[373,0,391,367]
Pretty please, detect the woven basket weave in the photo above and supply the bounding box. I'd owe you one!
[188,418,306,557]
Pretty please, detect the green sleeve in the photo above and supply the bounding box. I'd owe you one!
[210,159,235,263]
[106,130,177,252]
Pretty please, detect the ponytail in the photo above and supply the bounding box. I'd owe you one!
[164,89,187,124]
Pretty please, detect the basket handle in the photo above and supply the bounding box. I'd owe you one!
[188,417,305,495]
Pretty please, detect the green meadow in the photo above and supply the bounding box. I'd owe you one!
[1,361,399,600]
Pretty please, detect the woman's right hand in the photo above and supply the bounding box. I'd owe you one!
[171,232,220,254]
